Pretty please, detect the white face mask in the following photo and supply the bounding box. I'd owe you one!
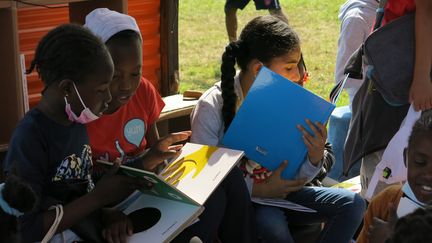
[64,82,100,124]
[397,182,425,218]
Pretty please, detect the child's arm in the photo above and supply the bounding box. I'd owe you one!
[295,120,327,182]
[145,123,160,148]
[306,143,335,186]
[335,8,373,88]
[41,163,146,239]
[190,98,224,146]
[128,131,191,171]
[409,0,432,111]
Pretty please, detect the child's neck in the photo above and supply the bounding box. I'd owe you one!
[37,90,72,126]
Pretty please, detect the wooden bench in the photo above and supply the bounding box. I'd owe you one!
[157,94,199,137]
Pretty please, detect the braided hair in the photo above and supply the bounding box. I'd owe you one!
[27,24,112,92]
[221,15,300,131]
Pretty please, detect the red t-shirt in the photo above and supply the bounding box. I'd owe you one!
[86,77,165,163]
[383,0,415,25]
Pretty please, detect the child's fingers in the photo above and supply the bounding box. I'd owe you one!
[283,177,307,188]
[120,223,128,243]
[112,228,121,243]
[274,160,289,177]
[302,136,314,150]
[162,145,183,159]
[315,121,327,138]
[167,144,184,152]
[127,219,134,236]
[305,119,321,137]
[297,125,315,143]
[160,131,191,147]
[105,229,114,243]
[106,160,121,176]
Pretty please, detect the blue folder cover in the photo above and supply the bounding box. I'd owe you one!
[222,67,336,179]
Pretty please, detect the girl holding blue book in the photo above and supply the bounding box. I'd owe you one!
[190,15,366,243]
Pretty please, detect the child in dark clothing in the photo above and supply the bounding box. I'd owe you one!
[0,174,37,243]
[3,24,154,242]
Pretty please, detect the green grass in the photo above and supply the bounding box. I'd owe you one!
[178,0,349,106]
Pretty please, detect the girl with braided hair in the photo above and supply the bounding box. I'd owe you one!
[191,15,366,243]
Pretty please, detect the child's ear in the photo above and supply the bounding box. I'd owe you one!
[250,59,263,78]
[58,79,74,96]
[403,148,408,167]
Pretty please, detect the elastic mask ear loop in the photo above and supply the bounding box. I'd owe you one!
[71,82,87,109]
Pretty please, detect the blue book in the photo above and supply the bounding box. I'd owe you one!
[222,67,336,179]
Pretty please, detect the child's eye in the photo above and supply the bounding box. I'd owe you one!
[414,160,426,166]
[97,87,109,94]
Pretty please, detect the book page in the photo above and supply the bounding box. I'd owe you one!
[120,193,203,243]
[160,143,244,205]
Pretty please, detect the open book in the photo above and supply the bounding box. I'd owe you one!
[222,67,336,179]
[97,143,244,243]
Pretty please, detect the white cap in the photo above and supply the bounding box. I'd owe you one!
[84,8,141,43]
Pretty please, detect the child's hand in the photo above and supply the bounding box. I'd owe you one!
[367,204,398,243]
[253,161,306,198]
[102,208,133,243]
[140,131,192,171]
[409,75,432,111]
[93,160,151,205]
[297,119,327,165]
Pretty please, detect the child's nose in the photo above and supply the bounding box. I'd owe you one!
[293,67,301,82]
[119,80,132,91]
[104,89,112,103]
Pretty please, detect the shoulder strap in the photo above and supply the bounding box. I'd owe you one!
[373,0,388,30]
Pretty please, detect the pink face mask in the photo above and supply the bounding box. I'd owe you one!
[64,82,100,124]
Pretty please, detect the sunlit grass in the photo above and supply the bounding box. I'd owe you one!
[179,0,349,106]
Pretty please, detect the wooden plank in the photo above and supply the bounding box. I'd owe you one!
[0,3,25,147]
[160,0,179,96]
[16,0,86,8]
[69,0,127,24]
[158,94,198,122]
[0,1,12,9]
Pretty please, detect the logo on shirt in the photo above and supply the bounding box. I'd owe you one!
[124,119,146,148]
[53,145,93,185]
